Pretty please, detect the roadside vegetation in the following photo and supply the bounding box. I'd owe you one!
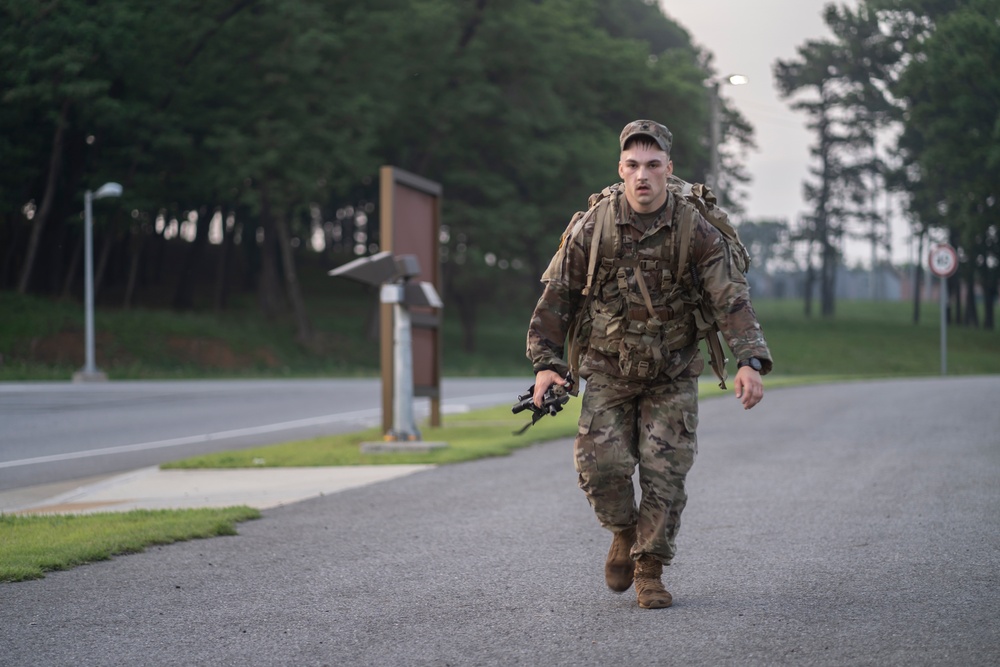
[3,289,999,381]
[0,507,259,583]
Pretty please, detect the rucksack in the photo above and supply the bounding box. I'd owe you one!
[563,176,751,389]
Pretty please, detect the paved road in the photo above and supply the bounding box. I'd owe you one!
[0,378,528,491]
[1,377,998,666]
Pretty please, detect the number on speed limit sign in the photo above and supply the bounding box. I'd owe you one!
[928,244,958,278]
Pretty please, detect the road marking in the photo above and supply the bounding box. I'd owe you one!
[0,390,524,470]
[0,408,382,469]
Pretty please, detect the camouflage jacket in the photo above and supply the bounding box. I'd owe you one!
[526,187,772,382]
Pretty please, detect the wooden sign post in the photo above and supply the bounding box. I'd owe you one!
[378,166,443,432]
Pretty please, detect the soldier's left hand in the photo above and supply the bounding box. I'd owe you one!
[734,366,764,410]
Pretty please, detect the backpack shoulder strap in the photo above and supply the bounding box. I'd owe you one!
[583,207,606,297]
[676,199,695,285]
[564,184,618,383]
[581,183,621,296]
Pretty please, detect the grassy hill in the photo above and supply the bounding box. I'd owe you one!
[1,286,998,382]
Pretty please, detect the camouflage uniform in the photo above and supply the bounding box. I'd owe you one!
[527,176,772,565]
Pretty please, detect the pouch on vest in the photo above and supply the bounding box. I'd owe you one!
[588,298,625,357]
[618,316,666,380]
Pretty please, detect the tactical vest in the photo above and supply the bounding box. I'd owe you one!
[564,178,748,386]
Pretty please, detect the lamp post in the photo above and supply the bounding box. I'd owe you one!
[708,74,748,206]
[73,182,122,383]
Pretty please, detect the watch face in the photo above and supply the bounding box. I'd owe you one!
[750,358,762,371]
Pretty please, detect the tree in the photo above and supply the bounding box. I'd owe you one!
[893,0,1000,328]
[0,1,146,294]
[775,39,850,317]
[0,0,742,357]
[776,2,904,317]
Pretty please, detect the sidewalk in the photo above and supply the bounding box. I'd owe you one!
[2,464,433,515]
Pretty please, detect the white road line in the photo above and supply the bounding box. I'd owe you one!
[0,408,381,469]
[0,391,523,470]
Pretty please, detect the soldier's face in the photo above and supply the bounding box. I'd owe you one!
[618,144,672,213]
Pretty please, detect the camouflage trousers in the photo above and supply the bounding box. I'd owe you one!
[574,370,699,565]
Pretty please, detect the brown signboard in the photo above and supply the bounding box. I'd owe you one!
[379,166,443,431]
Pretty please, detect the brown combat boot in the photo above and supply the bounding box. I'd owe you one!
[604,526,637,592]
[634,555,673,609]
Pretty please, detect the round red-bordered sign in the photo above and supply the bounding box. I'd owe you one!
[928,244,958,278]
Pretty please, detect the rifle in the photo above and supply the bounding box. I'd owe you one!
[511,376,574,435]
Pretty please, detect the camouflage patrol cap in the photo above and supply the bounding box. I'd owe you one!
[619,120,672,154]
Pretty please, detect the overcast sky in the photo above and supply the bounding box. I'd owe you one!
[660,0,912,266]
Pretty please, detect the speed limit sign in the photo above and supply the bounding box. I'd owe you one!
[928,244,958,278]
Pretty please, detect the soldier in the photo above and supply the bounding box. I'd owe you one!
[526,119,772,609]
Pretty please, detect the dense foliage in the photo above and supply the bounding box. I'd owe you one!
[0,0,745,348]
[776,0,1000,325]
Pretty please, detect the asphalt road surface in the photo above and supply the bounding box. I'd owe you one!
[1,377,998,666]
[0,377,528,491]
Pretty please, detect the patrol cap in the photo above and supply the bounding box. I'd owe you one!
[619,120,672,154]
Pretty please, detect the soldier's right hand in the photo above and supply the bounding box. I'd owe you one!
[533,370,568,408]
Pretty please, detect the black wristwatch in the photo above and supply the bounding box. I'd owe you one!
[737,357,762,372]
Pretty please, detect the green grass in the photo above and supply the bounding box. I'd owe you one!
[753,299,1000,376]
[0,288,382,381]
[2,287,998,381]
[0,506,260,583]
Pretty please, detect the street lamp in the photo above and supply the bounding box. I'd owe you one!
[73,182,122,383]
[708,74,748,206]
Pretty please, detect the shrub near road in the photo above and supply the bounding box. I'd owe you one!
[1,507,260,583]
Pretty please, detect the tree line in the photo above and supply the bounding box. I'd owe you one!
[776,0,1000,327]
[1,0,758,349]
